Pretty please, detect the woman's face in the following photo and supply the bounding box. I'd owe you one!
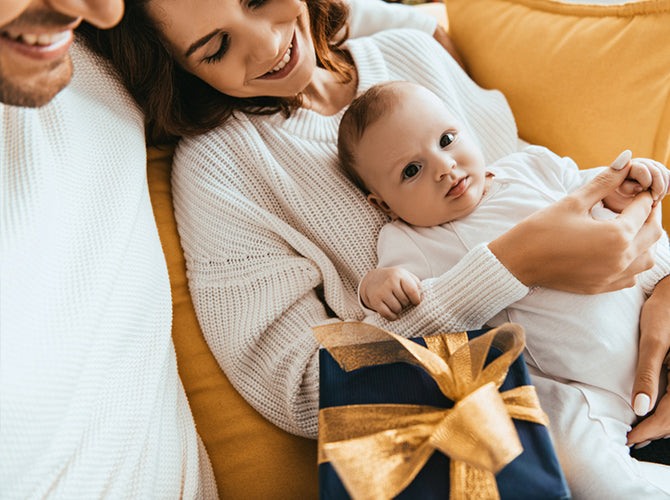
[147,0,317,99]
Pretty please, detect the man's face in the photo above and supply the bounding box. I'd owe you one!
[0,0,124,107]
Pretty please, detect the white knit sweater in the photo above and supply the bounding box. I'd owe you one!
[0,42,216,499]
[172,29,528,438]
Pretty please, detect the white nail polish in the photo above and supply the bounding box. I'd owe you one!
[633,440,651,450]
[633,393,651,416]
[611,150,632,170]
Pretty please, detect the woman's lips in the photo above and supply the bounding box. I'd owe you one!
[257,31,299,80]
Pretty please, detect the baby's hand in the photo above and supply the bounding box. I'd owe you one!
[605,151,669,212]
[360,267,422,321]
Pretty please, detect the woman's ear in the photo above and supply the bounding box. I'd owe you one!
[367,193,398,219]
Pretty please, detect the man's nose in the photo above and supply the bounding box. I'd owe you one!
[49,0,125,28]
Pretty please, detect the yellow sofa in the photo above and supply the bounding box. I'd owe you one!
[147,1,670,497]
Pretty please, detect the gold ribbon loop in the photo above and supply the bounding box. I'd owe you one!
[430,382,522,473]
[314,322,548,500]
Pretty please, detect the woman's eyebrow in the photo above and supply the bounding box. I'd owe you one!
[185,29,220,58]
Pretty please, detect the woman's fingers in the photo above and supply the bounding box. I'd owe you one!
[621,199,663,255]
[630,277,670,421]
[574,158,635,211]
[627,388,670,445]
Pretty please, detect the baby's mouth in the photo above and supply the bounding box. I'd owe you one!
[446,177,468,197]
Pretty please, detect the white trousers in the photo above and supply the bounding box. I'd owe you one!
[529,370,670,499]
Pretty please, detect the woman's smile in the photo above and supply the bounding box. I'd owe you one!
[256,30,298,80]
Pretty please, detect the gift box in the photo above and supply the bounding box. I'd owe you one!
[315,322,571,500]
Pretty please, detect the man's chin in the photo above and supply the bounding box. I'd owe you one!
[0,57,72,107]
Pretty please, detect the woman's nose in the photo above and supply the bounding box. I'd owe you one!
[245,20,284,64]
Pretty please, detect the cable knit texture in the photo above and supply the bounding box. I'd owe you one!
[0,41,216,499]
[172,29,528,438]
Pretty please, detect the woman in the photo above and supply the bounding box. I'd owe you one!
[80,0,669,487]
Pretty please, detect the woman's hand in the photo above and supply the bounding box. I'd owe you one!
[432,24,466,71]
[627,275,670,446]
[488,162,663,294]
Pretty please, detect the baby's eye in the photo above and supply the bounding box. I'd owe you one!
[440,132,455,148]
[402,163,422,180]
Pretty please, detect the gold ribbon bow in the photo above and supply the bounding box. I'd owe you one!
[314,322,549,500]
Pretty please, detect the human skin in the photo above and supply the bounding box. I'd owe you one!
[355,82,490,227]
[146,0,356,116]
[0,0,124,107]
[135,0,670,443]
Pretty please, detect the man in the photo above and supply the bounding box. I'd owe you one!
[0,0,123,106]
[0,1,217,498]
[0,1,667,498]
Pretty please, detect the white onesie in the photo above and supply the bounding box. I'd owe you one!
[376,145,670,499]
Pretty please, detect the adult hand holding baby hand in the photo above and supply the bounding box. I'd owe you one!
[606,150,670,212]
[488,157,662,294]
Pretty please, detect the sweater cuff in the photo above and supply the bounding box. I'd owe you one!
[428,243,529,327]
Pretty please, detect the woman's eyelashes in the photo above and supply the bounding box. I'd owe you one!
[440,132,455,148]
[203,34,230,64]
[402,163,422,180]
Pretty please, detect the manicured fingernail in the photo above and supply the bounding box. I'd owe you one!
[633,393,651,416]
[611,150,632,170]
[633,440,651,449]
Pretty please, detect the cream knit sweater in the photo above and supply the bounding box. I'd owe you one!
[0,43,216,499]
[172,29,529,438]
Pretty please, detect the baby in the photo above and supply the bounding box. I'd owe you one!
[337,80,670,498]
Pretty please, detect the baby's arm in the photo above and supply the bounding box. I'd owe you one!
[603,152,669,213]
[360,267,422,321]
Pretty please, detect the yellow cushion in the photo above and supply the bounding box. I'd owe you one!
[147,146,318,499]
[444,0,670,230]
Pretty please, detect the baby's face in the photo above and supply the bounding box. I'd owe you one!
[355,83,488,227]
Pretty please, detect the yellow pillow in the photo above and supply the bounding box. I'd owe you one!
[444,0,670,230]
[147,146,318,499]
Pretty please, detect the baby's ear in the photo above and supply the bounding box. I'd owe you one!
[367,193,398,219]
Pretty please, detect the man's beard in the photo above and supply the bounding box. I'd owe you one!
[0,55,73,107]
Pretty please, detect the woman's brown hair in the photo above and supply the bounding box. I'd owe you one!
[78,0,353,145]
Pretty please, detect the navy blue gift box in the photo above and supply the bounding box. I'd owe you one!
[318,327,571,500]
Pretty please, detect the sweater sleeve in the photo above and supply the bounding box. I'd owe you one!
[345,0,437,39]
[172,119,526,441]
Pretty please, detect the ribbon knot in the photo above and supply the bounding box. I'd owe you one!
[314,322,549,500]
